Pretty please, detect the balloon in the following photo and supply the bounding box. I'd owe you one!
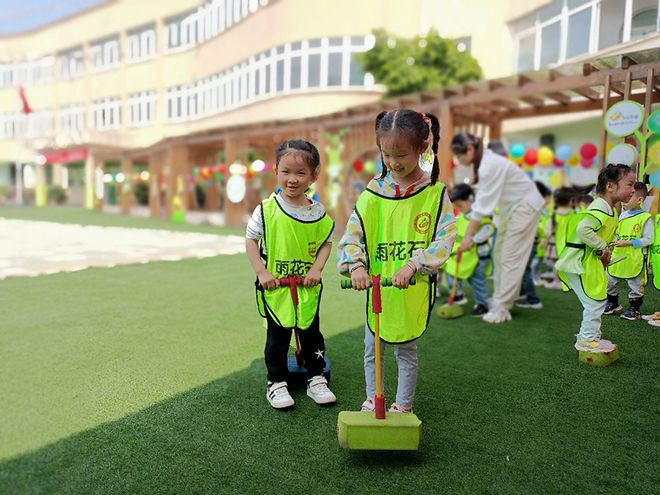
[193,167,199,177]
[555,144,572,162]
[647,110,660,134]
[509,143,525,159]
[352,159,364,173]
[538,146,554,166]
[524,149,538,165]
[650,171,660,188]
[364,160,375,174]
[567,154,580,166]
[580,143,598,159]
[553,158,564,167]
[216,164,227,174]
[215,172,223,182]
[580,157,594,168]
[509,154,523,164]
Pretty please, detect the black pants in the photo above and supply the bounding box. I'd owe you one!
[264,311,326,382]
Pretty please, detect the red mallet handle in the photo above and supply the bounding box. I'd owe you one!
[372,275,386,420]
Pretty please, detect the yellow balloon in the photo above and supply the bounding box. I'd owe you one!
[567,154,580,166]
[549,172,562,189]
[538,146,554,166]
[648,140,660,166]
[509,154,523,164]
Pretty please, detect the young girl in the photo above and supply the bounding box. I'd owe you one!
[246,139,336,410]
[338,109,456,413]
[556,164,636,353]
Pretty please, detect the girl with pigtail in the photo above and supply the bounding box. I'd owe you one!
[338,109,456,413]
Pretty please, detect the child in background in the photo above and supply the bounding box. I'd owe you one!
[338,109,456,413]
[444,183,495,316]
[543,187,575,289]
[578,193,594,211]
[557,164,636,352]
[246,139,336,410]
[518,181,551,309]
[605,182,652,320]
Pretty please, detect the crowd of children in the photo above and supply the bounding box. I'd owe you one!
[245,109,657,412]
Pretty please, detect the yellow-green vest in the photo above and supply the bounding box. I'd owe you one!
[558,207,618,301]
[552,211,573,258]
[256,196,334,329]
[535,211,548,258]
[652,214,660,290]
[608,211,651,281]
[355,183,445,343]
[444,213,493,279]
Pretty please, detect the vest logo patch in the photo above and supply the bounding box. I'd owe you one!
[633,223,641,234]
[308,241,318,257]
[414,212,432,234]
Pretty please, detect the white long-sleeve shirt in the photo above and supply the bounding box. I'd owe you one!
[470,149,545,222]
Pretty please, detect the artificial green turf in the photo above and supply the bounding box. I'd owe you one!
[0,217,658,493]
[0,206,244,236]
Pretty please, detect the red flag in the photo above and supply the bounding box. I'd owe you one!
[18,86,32,114]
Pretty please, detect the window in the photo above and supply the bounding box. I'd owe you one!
[630,8,659,40]
[59,105,85,134]
[91,97,121,130]
[566,8,592,58]
[540,22,561,67]
[599,0,625,50]
[127,24,156,62]
[128,91,156,126]
[327,53,342,86]
[90,37,120,71]
[59,47,84,80]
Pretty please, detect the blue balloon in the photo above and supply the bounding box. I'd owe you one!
[556,144,572,163]
[650,171,660,188]
[510,143,525,159]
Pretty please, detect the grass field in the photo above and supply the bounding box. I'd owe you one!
[0,208,658,494]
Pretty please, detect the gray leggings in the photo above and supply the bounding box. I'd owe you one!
[363,325,419,408]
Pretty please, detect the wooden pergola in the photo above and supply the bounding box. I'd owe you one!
[127,48,660,227]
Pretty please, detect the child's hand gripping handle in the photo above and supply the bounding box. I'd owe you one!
[371,275,386,420]
[340,277,416,289]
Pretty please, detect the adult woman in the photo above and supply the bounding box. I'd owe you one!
[452,133,544,324]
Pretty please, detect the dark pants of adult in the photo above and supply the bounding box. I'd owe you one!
[264,311,325,382]
[520,241,541,305]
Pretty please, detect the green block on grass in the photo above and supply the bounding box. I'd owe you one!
[337,411,422,450]
[578,346,620,366]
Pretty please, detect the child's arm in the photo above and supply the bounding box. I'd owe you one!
[246,238,279,289]
[304,241,332,287]
[614,217,653,248]
[576,214,610,263]
[400,192,457,282]
[337,210,371,290]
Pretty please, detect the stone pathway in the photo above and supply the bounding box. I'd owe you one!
[0,219,245,280]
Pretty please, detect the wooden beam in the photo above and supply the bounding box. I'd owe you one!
[573,87,600,100]
[520,95,545,107]
[492,98,519,110]
[546,92,572,105]
[599,74,612,170]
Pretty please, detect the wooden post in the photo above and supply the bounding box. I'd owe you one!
[166,145,190,218]
[438,103,454,185]
[598,74,611,170]
[120,156,133,215]
[148,152,163,218]
[84,152,95,209]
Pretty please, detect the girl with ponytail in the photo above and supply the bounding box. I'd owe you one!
[337,108,456,414]
[451,132,545,324]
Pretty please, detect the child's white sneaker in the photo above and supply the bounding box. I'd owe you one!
[360,397,375,412]
[306,375,336,405]
[574,338,616,353]
[266,381,294,409]
[388,403,413,413]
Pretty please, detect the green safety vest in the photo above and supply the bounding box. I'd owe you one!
[355,183,445,343]
[608,211,651,281]
[255,196,334,329]
[444,213,493,279]
[535,211,548,258]
[652,214,660,290]
[551,211,573,258]
[558,207,618,301]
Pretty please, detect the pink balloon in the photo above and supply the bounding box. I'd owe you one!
[580,142,598,160]
[553,158,564,167]
[580,157,594,168]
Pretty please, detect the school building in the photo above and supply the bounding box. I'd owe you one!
[0,0,658,223]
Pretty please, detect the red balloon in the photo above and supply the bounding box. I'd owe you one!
[216,164,227,173]
[553,158,564,167]
[524,149,538,165]
[450,159,456,170]
[580,157,594,168]
[352,159,364,173]
[580,143,598,160]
